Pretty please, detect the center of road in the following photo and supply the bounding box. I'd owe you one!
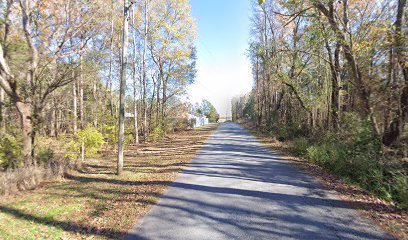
[127,123,393,240]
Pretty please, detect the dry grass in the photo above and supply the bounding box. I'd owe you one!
[0,163,66,196]
[0,124,217,239]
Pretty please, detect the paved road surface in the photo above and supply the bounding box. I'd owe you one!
[127,123,393,240]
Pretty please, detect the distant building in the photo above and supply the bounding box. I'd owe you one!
[125,112,135,118]
[126,109,209,129]
[188,113,209,128]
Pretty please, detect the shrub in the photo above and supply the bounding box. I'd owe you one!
[173,119,189,132]
[340,112,381,151]
[102,124,117,146]
[149,126,165,142]
[271,112,406,207]
[290,137,310,156]
[387,172,408,209]
[35,137,55,165]
[124,129,134,145]
[243,94,256,120]
[306,143,340,167]
[67,125,105,160]
[0,134,23,169]
[305,125,388,199]
[37,147,54,165]
[272,125,309,141]
[101,123,133,147]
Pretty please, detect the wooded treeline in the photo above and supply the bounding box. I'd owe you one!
[233,0,407,208]
[0,0,197,169]
[234,0,407,147]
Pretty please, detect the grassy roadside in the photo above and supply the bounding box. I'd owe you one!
[0,124,218,240]
[240,121,408,240]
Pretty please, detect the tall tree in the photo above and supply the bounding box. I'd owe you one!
[117,0,130,175]
[131,4,140,144]
[142,0,149,141]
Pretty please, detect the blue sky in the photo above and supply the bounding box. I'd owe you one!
[187,0,253,117]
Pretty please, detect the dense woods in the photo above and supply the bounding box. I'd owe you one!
[233,0,408,208]
[0,0,197,171]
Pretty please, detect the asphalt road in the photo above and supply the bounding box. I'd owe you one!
[127,123,393,240]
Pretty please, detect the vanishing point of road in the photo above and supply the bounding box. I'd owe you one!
[127,123,393,240]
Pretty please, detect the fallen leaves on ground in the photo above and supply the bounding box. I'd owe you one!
[0,124,217,239]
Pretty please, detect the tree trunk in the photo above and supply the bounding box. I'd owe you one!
[50,99,56,137]
[15,101,33,166]
[117,0,130,175]
[382,0,407,145]
[325,41,341,130]
[0,87,4,134]
[131,6,139,144]
[156,72,162,127]
[142,0,149,141]
[0,1,11,135]
[79,39,85,163]
[315,2,371,118]
[73,80,78,134]
[92,79,98,127]
[108,0,115,117]
[79,56,84,130]
[161,75,168,126]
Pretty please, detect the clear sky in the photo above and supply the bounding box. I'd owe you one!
[187,0,253,117]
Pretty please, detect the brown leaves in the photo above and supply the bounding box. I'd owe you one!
[0,124,217,239]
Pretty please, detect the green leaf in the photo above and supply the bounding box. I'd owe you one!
[258,0,265,5]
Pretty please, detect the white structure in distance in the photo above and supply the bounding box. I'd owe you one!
[188,113,209,128]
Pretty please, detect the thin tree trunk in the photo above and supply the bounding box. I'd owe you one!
[93,78,98,127]
[79,56,84,130]
[73,80,77,134]
[149,77,157,128]
[108,0,115,117]
[156,70,164,127]
[79,38,85,163]
[162,76,168,126]
[156,73,161,127]
[255,58,262,126]
[142,0,149,141]
[50,99,56,137]
[325,41,341,130]
[56,107,61,137]
[117,0,130,175]
[0,87,4,134]
[131,5,139,144]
